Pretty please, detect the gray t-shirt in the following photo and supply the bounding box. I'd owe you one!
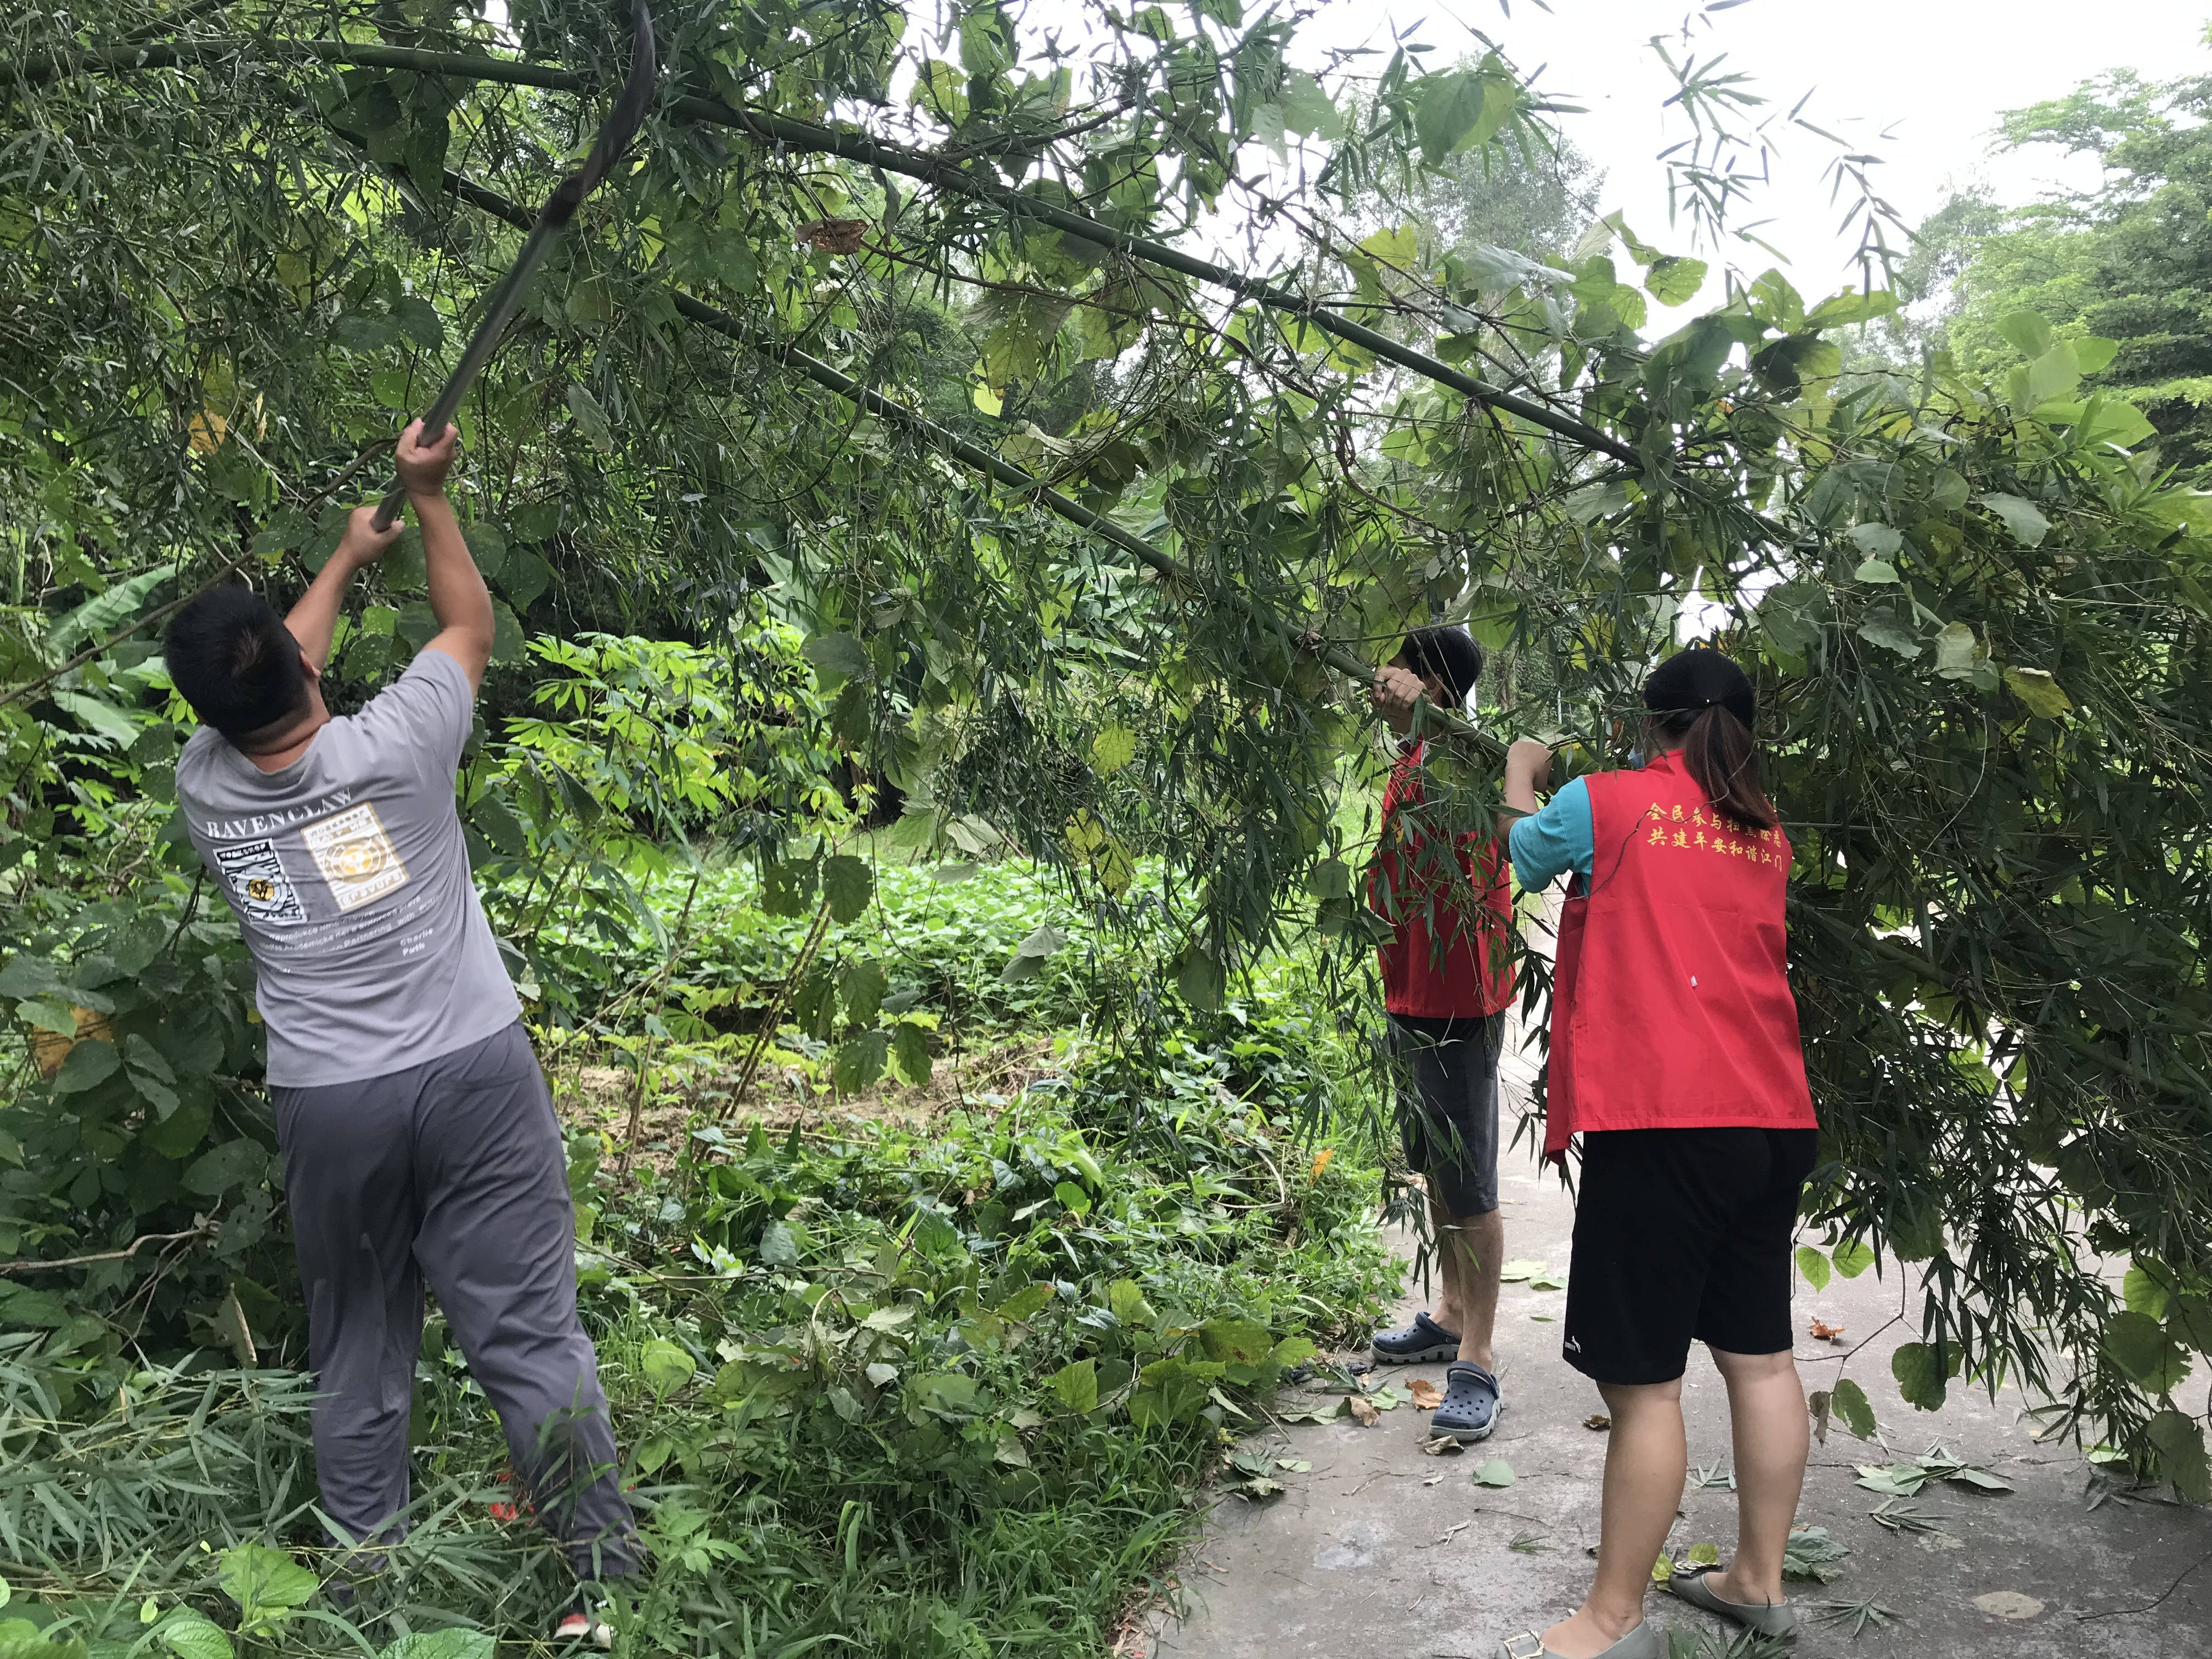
[176,648,521,1088]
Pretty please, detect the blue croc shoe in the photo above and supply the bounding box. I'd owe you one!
[1431,1359,1501,1442]
[1370,1311,1460,1364]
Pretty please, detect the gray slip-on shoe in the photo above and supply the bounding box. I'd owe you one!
[1370,1310,1460,1364]
[1431,1358,1500,1442]
[1493,1620,1662,1658]
[1668,1566,1798,1638]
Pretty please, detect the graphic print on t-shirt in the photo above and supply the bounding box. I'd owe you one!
[215,838,306,926]
[300,802,410,912]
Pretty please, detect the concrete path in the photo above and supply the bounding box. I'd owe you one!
[1147,1036,2212,1657]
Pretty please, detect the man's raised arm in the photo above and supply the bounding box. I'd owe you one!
[395,419,494,693]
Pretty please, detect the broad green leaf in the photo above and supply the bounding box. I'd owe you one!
[2124,1263,2171,1319]
[1996,310,2053,358]
[832,1030,889,1093]
[994,1282,1056,1321]
[802,632,870,687]
[1108,1278,1156,1327]
[48,566,172,654]
[1175,946,1224,1011]
[1973,492,2051,548]
[1852,560,1898,584]
[1932,622,1979,679]
[2073,335,2119,373]
[2001,667,2071,720]
[218,1542,318,1619]
[1803,289,1900,331]
[1793,1246,1832,1291]
[639,1338,694,1400]
[2148,1408,2212,1503]
[2104,1310,2191,1393]
[1049,1357,1099,1412]
[821,854,875,924]
[1091,724,1137,774]
[1891,1342,1950,1412]
[1830,1378,1876,1440]
[1277,69,1344,140]
[1471,1456,1515,1487]
[891,1020,932,1086]
[51,1037,119,1094]
[1414,68,1515,165]
[383,1633,496,1659]
[1831,1240,1876,1278]
[156,1612,235,1659]
[1644,255,1708,307]
[183,1138,268,1197]
[564,382,613,453]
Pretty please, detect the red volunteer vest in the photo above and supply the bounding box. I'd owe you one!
[1373,742,1516,1019]
[1544,752,1814,1160]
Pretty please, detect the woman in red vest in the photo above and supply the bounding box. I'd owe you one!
[1489,647,1818,1659]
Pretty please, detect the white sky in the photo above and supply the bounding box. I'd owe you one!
[1289,0,2209,309]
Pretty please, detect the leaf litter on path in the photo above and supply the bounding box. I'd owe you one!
[1407,1378,1443,1410]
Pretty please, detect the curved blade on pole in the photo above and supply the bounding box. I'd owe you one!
[371,0,657,529]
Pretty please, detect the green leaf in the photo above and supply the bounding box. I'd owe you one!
[1996,310,2054,359]
[1973,492,2051,548]
[2001,667,2071,720]
[1794,1246,1832,1291]
[1414,68,1515,165]
[1277,69,1343,140]
[995,1282,1056,1321]
[155,1612,235,1659]
[756,1220,800,1266]
[821,854,875,924]
[218,1542,317,1621]
[50,690,143,749]
[1932,622,1980,679]
[1831,1240,1876,1278]
[1852,560,1899,585]
[2104,1310,2191,1392]
[639,1338,694,1400]
[1471,1456,1515,1487]
[1049,1358,1099,1412]
[1108,1279,1156,1327]
[802,632,870,688]
[891,1020,932,1086]
[1891,1342,1950,1412]
[1644,255,1708,307]
[51,1037,119,1094]
[2147,1408,2212,1503]
[182,1139,269,1198]
[1830,1378,1876,1440]
[833,1030,889,1093]
[1053,1180,1091,1216]
[381,1634,494,1659]
[2125,1264,2172,1319]
[1091,724,1137,774]
[1175,946,1224,1012]
[48,566,172,655]
[564,382,613,453]
[1802,289,1899,331]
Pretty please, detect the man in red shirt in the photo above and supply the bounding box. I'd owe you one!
[1365,626,1517,1442]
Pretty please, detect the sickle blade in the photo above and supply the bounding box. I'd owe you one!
[371,0,656,528]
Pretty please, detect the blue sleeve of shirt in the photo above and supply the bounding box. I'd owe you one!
[1507,776,1594,890]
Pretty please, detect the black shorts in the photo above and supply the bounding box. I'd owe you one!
[1390,1014,1504,1217]
[1561,1126,1819,1385]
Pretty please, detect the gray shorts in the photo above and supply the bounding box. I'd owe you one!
[1391,1014,1504,1216]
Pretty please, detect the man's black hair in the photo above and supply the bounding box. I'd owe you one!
[1400,624,1485,710]
[165,586,309,738]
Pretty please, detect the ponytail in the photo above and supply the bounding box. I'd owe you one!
[1655,704,1777,833]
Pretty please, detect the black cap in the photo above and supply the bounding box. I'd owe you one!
[1643,646,1754,729]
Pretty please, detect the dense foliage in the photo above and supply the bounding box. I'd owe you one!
[1890,48,2212,474]
[5,0,2212,1647]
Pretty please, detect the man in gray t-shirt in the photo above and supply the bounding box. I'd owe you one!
[169,422,632,1641]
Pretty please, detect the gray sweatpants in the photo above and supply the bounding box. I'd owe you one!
[272,1021,636,1578]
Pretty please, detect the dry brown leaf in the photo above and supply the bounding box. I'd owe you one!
[1808,1318,1847,1344]
[1584,1413,1612,1431]
[799,217,870,254]
[1418,1433,1465,1456]
[1407,1378,1443,1409]
[1345,1393,1380,1426]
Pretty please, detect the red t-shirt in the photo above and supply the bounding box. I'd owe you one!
[1371,742,1515,1019]
[1543,753,1815,1159]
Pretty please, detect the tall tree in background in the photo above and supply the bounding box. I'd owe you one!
[1899,46,2212,473]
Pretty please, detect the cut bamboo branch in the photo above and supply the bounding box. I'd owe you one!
[19,37,1643,468]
